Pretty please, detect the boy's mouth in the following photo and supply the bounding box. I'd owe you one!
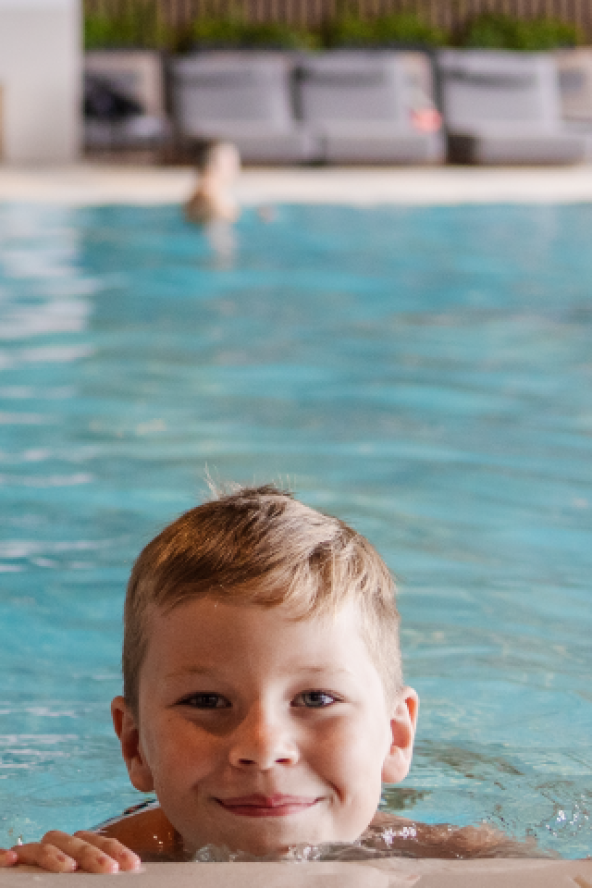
[215,794,318,817]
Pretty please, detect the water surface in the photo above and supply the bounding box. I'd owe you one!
[0,202,590,856]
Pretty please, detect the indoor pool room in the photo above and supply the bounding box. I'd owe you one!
[0,194,591,875]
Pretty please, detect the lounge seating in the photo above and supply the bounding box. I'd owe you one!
[555,49,592,160]
[295,51,444,164]
[437,49,586,164]
[556,49,592,122]
[84,50,169,151]
[169,53,316,164]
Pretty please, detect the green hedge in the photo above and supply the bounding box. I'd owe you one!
[85,2,174,49]
[460,13,584,50]
[192,10,441,49]
[324,12,447,48]
[84,4,585,52]
[192,16,319,50]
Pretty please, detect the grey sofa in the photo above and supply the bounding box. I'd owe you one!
[438,49,586,164]
[295,51,444,164]
[169,53,317,164]
[555,48,592,160]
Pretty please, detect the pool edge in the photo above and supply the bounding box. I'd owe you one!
[4,164,592,206]
[1,858,591,885]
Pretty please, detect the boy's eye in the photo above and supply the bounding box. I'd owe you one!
[294,691,336,708]
[179,693,230,709]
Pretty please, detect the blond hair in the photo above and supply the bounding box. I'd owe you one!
[123,483,402,713]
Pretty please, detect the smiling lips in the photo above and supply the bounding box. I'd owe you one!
[216,794,318,817]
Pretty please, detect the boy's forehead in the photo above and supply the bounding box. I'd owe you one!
[141,597,370,665]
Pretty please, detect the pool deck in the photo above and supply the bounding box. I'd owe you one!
[3,163,592,205]
[2,858,592,886]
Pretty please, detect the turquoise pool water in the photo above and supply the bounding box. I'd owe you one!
[0,201,590,858]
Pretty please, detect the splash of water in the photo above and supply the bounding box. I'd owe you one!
[191,826,418,864]
[190,821,546,863]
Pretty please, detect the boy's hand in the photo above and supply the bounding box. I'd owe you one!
[0,830,141,873]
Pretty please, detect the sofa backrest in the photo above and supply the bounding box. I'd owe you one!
[296,51,415,123]
[438,49,562,127]
[170,53,296,132]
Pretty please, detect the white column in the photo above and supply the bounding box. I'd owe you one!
[0,0,82,164]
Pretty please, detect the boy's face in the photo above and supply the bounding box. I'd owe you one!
[113,598,418,857]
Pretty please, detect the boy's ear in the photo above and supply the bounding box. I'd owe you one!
[381,687,419,785]
[111,696,155,793]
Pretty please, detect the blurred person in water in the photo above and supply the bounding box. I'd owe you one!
[185,140,241,227]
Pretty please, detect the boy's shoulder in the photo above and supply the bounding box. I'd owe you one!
[96,801,180,862]
[368,811,544,859]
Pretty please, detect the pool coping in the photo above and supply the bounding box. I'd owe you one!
[4,163,592,205]
[1,858,591,886]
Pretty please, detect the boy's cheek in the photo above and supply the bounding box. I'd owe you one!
[141,725,216,792]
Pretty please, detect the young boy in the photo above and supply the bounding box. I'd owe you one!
[0,484,529,873]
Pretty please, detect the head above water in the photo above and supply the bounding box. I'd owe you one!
[122,483,403,716]
[195,139,241,183]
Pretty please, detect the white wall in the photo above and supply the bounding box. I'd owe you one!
[0,0,81,164]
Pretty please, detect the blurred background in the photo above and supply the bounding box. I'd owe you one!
[4,0,592,166]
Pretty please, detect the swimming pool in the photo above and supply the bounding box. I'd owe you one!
[0,201,590,858]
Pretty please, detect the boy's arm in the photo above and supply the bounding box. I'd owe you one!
[0,804,177,873]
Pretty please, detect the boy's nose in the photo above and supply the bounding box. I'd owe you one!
[228,705,299,770]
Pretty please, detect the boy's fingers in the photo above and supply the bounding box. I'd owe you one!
[73,831,141,871]
[40,832,118,874]
[0,849,18,867]
[41,830,141,873]
[0,830,141,875]
[8,842,77,873]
